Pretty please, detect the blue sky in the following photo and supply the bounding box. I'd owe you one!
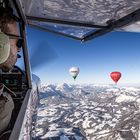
[19,27,140,85]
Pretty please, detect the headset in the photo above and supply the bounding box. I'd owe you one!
[0,32,11,65]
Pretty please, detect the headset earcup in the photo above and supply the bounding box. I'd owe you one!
[0,32,10,64]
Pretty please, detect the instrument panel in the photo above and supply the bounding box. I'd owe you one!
[0,66,23,92]
[2,74,22,92]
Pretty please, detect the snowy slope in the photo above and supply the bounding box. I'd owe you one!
[33,84,140,140]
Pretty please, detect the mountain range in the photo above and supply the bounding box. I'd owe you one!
[34,83,140,140]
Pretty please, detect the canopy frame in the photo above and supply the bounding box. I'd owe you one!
[26,8,140,42]
[14,0,140,42]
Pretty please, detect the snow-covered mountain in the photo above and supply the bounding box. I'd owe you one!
[33,83,140,140]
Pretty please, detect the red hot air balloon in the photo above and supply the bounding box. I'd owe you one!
[110,72,121,84]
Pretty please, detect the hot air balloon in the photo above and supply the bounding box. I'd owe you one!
[110,71,121,84]
[69,67,80,80]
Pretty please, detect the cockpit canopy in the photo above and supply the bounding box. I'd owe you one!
[19,0,140,41]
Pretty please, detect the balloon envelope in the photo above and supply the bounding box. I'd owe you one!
[69,67,80,80]
[110,72,121,84]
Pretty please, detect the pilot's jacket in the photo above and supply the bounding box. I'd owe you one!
[0,86,14,133]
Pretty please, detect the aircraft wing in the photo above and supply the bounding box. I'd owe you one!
[18,0,140,42]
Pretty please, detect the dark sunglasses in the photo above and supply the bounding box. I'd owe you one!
[16,39,23,49]
[5,33,23,49]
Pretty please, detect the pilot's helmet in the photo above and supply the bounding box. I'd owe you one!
[0,32,10,65]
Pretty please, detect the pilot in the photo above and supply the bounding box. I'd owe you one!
[0,7,20,71]
[0,6,20,134]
